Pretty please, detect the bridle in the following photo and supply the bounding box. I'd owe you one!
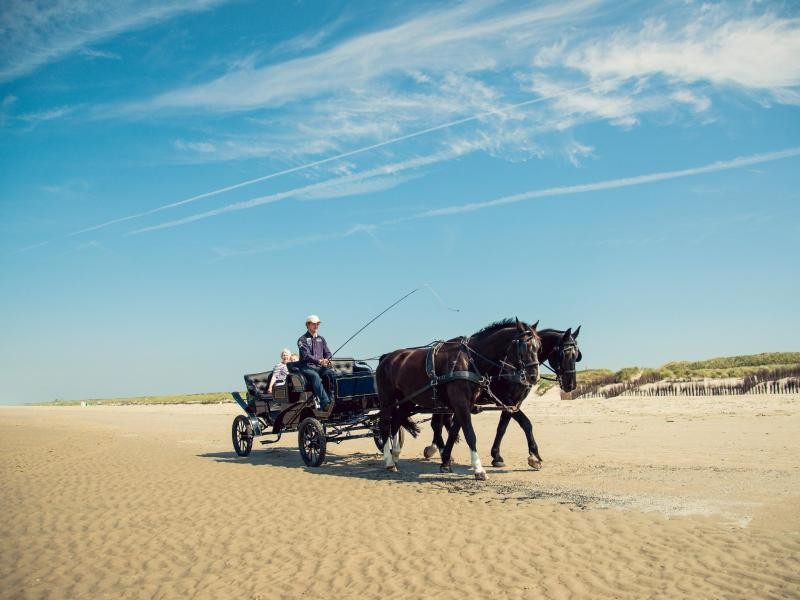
[541,340,580,385]
[463,330,540,390]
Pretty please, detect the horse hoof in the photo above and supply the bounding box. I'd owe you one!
[528,456,543,470]
[386,465,398,473]
[474,470,487,481]
[491,458,506,468]
[423,445,438,459]
[440,465,452,474]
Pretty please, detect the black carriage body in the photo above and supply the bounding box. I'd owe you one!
[230,358,406,465]
[236,358,379,433]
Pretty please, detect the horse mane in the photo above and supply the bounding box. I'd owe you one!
[471,318,527,339]
[537,328,564,336]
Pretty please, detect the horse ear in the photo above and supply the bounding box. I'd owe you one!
[573,325,581,339]
[515,317,524,331]
[531,320,539,331]
[562,327,572,340]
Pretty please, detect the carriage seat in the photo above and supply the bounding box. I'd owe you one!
[243,371,272,397]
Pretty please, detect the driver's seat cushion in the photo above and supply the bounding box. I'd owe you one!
[331,359,354,376]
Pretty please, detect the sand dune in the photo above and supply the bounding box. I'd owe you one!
[1,393,799,599]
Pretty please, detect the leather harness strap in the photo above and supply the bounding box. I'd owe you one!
[398,336,532,413]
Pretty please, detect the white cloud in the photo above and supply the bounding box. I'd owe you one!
[527,77,646,129]
[79,48,122,61]
[565,140,595,166]
[0,94,16,126]
[18,105,76,123]
[141,0,597,111]
[547,11,800,97]
[174,139,217,153]
[670,89,711,113]
[0,0,228,82]
[68,2,800,240]
[269,16,348,56]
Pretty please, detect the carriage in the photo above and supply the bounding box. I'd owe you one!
[230,358,403,466]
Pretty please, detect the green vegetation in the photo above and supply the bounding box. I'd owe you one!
[36,391,236,407]
[573,352,800,386]
[564,352,800,398]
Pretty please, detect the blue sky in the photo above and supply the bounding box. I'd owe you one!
[1,0,799,403]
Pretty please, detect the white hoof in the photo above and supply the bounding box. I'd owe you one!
[474,470,487,481]
[386,465,398,473]
[528,456,542,470]
[423,445,438,459]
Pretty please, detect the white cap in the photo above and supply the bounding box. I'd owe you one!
[305,314,321,324]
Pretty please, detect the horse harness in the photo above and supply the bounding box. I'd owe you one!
[399,332,539,413]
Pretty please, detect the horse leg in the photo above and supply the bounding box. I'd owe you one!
[382,406,406,472]
[390,405,405,465]
[425,413,452,459]
[511,411,542,470]
[377,385,398,472]
[452,400,486,481]
[439,417,460,473]
[490,411,513,467]
[424,414,442,459]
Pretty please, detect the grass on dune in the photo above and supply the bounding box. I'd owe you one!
[35,392,237,407]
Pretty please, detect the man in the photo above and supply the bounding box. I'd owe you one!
[297,315,335,410]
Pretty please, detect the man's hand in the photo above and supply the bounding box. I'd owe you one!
[320,358,331,367]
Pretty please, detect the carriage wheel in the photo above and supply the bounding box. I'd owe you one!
[372,425,405,452]
[232,415,254,457]
[298,417,327,467]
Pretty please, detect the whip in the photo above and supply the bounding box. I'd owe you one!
[331,284,459,357]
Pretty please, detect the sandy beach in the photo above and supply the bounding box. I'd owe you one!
[1,392,799,599]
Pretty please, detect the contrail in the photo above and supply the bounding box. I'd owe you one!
[69,77,624,236]
[406,146,800,219]
[210,146,800,258]
[128,150,454,234]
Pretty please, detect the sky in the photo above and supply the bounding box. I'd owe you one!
[1,0,799,404]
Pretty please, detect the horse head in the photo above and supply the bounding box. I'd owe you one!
[548,325,582,392]
[512,317,541,386]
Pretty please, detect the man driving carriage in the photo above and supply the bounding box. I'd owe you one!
[297,314,335,410]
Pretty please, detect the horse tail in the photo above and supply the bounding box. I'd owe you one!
[398,413,420,438]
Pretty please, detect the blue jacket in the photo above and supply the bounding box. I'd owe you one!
[297,331,332,368]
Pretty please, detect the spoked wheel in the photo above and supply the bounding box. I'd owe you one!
[372,425,405,452]
[232,415,254,457]
[298,417,327,467]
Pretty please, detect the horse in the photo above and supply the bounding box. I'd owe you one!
[424,326,582,470]
[376,318,541,480]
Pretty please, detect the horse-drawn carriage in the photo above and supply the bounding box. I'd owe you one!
[229,319,581,479]
[230,358,402,467]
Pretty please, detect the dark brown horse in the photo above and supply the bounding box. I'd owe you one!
[425,327,582,470]
[376,318,541,479]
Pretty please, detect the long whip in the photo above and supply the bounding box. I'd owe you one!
[331,288,420,357]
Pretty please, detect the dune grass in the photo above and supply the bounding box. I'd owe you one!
[35,392,236,407]
[564,352,800,398]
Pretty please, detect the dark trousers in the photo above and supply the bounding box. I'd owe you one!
[298,366,334,407]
